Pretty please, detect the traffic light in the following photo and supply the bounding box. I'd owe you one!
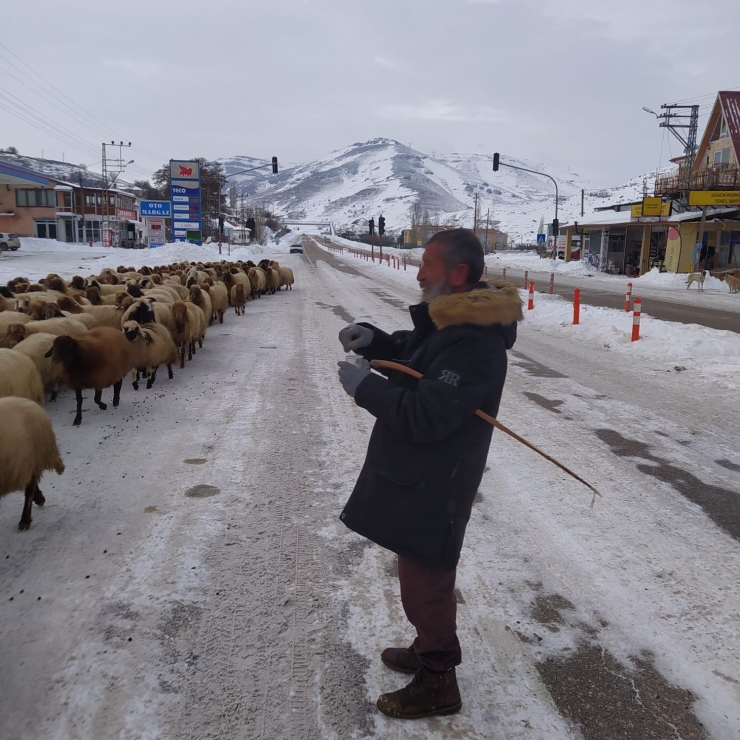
[493,152,500,172]
[552,218,559,236]
[378,215,385,236]
[369,218,375,235]
[271,156,278,174]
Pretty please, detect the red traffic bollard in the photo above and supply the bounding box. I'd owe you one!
[549,273,554,295]
[523,270,529,289]
[624,282,633,312]
[503,267,507,280]
[632,298,642,341]
[528,281,535,310]
[573,288,581,325]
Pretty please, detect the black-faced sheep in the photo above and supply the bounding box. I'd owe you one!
[0,397,65,530]
[45,326,132,426]
[0,348,45,405]
[231,283,247,316]
[122,320,178,390]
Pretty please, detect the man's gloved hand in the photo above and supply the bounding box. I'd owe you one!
[337,360,371,398]
[339,324,373,353]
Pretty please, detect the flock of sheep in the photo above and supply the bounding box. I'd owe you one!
[0,256,295,531]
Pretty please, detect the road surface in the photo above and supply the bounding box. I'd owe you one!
[0,240,738,739]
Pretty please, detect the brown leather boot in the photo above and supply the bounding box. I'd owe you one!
[376,667,462,719]
[381,645,421,674]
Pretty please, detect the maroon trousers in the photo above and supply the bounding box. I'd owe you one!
[397,554,461,672]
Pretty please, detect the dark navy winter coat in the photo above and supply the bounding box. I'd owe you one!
[340,282,522,569]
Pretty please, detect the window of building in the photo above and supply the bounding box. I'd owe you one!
[77,220,102,243]
[713,147,730,166]
[15,189,56,207]
[719,116,728,139]
[35,220,57,239]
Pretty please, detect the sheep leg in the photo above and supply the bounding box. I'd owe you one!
[50,384,58,403]
[94,388,107,411]
[198,335,203,349]
[19,476,39,531]
[132,368,140,391]
[73,388,84,426]
[33,483,46,507]
[112,381,122,407]
[180,343,186,369]
[167,364,174,379]
[146,365,159,390]
[219,310,224,324]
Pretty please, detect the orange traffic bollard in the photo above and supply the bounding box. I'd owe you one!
[573,288,581,325]
[632,298,642,341]
[503,267,507,280]
[624,282,632,312]
[528,281,535,310]
[549,273,554,295]
[523,270,529,289]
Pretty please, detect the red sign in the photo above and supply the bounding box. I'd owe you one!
[179,165,193,177]
[116,209,137,220]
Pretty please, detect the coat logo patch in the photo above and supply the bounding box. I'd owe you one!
[438,370,460,387]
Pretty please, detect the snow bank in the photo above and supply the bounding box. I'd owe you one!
[0,238,277,283]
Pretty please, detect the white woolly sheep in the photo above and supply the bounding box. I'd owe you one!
[0,397,65,530]
[6,332,64,402]
[0,348,45,405]
[208,282,229,323]
[122,320,178,390]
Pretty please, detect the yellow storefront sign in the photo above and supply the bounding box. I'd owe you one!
[630,201,671,218]
[689,191,740,207]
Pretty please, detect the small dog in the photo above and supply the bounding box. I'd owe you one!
[726,274,740,294]
[686,270,709,290]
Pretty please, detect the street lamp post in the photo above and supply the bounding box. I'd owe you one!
[493,154,559,253]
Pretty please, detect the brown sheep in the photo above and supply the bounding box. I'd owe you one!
[0,397,65,530]
[45,327,132,426]
[189,285,213,327]
[231,283,247,316]
[170,301,204,368]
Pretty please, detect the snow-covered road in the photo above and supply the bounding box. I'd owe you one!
[1,239,738,739]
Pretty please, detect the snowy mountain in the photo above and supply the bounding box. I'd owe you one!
[218,138,657,241]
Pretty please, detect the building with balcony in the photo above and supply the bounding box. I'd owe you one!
[555,92,740,275]
[0,159,141,247]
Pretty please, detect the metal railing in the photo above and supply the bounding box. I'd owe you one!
[655,165,740,196]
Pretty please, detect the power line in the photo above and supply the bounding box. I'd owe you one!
[0,42,167,170]
[0,87,101,159]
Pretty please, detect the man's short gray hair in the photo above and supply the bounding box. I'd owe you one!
[427,228,484,284]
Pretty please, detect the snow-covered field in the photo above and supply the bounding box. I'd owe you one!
[1,236,738,739]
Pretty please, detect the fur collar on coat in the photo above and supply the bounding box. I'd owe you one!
[427,280,523,330]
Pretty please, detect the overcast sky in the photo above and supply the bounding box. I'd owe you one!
[2,0,738,186]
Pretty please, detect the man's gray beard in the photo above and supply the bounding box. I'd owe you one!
[420,280,453,302]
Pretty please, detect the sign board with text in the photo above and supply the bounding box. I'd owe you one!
[169,160,201,244]
[140,200,171,218]
[641,197,663,217]
[631,201,671,218]
[689,190,740,207]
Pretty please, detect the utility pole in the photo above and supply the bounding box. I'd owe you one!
[473,192,478,236]
[485,208,490,253]
[101,141,132,248]
[78,170,86,244]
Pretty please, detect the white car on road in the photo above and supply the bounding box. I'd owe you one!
[0,233,21,251]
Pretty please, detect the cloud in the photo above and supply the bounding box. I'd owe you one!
[373,56,400,70]
[378,101,508,123]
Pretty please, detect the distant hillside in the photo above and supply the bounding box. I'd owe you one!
[218,138,658,241]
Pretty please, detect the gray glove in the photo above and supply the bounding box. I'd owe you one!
[337,361,371,398]
[339,324,373,353]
